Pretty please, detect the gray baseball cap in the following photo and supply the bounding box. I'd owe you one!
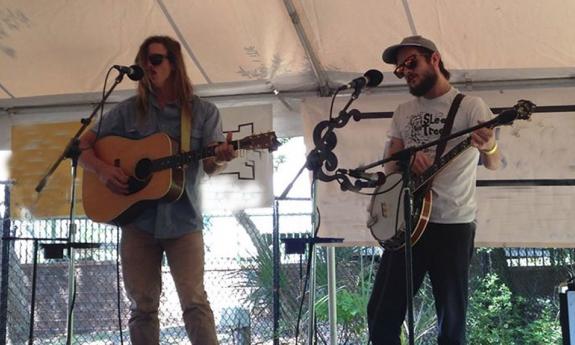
[382,35,438,64]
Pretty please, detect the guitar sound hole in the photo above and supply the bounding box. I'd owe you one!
[135,159,152,181]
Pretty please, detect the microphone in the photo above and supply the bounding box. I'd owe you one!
[338,69,384,91]
[348,169,387,187]
[113,65,144,81]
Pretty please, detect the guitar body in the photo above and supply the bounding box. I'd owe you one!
[367,173,432,251]
[82,130,280,225]
[82,133,185,225]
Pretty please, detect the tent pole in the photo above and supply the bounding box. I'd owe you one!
[282,0,332,97]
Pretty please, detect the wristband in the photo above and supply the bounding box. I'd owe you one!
[481,142,498,156]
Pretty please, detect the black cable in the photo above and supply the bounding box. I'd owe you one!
[65,274,77,345]
[294,240,314,344]
[93,67,114,142]
[294,203,322,343]
[115,226,124,344]
[77,66,114,155]
[313,206,321,236]
[328,89,341,121]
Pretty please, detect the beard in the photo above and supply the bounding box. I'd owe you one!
[408,69,438,97]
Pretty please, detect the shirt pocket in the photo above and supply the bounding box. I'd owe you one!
[191,128,203,150]
[124,121,157,139]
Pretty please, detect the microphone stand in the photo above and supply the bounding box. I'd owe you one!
[34,71,128,345]
[354,110,522,345]
[278,88,374,345]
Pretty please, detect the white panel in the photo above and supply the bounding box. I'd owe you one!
[476,186,575,247]
[201,104,275,212]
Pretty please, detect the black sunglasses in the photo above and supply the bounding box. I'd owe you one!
[148,54,170,66]
[393,54,426,79]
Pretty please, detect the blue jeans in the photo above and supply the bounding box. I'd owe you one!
[367,222,476,345]
[121,225,218,344]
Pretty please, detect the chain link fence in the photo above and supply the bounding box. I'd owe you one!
[0,192,318,344]
[1,187,572,344]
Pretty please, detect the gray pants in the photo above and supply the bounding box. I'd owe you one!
[121,225,219,345]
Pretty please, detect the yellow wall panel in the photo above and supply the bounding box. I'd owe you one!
[10,122,85,219]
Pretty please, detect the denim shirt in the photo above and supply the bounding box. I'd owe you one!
[90,94,225,238]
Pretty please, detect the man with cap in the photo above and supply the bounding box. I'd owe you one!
[367,35,501,344]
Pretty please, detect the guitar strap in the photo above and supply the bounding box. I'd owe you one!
[434,93,465,164]
[180,101,192,153]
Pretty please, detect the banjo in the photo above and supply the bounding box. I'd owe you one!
[367,100,535,251]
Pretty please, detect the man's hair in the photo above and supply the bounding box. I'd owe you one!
[416,47,451,80]
[134,35,194,120]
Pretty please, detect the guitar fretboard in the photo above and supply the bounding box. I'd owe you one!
[151,141,241,172]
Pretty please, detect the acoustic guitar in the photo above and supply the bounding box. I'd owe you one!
[82,132,280,225]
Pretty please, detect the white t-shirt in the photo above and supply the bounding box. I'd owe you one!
[389,87,494,223]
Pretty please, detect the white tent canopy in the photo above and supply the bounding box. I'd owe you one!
[1,0,574,246]
[2,0,574,117]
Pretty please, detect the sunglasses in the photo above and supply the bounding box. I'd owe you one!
[148,54,170,66]
[393,54,426,79]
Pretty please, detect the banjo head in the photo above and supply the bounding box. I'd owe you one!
[367,173,431,251]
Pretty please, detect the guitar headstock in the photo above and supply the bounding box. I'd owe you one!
[238,132,281,152]
[513,99,536,121]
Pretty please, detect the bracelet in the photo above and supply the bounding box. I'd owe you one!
[481,142,498,156]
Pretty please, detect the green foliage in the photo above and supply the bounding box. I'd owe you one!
[313,248,372,344]
[468,273,562,345]
[231,218,565,345]
[468,273,517,344]
[315,287,368,337]
[521,302,562,345]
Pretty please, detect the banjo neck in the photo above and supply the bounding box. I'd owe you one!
[413,136,473,192]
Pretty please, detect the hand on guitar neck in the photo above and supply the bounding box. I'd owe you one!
[205,132,237,175]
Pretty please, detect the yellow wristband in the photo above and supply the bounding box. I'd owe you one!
[481,142,498,156]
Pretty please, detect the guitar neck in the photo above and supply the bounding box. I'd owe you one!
[151,140,241,172]
[414,137,473,191]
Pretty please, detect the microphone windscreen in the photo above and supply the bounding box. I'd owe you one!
[364,69,384,87]
[128,65,144,81]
